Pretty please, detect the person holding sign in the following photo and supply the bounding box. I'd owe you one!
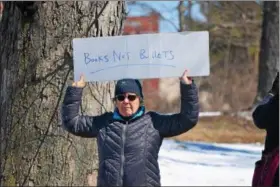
[61,70,199,186]
[252,72,279,187]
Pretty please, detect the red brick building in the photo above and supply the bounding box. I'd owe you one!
[123,12,160,110]
[123,12,160,35]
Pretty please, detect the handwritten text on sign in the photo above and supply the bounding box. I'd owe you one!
[73,31,210,82]
[84,49,174,64]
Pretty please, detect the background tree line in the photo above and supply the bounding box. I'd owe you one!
[129,1,278,112]
[0,1,278,186]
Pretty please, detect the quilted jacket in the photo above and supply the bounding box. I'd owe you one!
[61,82,199,186]
[252,93,279,152]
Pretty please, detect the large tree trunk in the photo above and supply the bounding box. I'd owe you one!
[0,1,125,186]
[0,2,22,185]
[254,1,279,103]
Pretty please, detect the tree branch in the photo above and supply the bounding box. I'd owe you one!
[85,1,109,37]
[21,68,71,186]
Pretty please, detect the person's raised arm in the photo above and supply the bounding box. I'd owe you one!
[152,70,199,137]
[61,75,108,137]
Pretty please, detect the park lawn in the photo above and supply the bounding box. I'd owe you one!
[171,115,266,144]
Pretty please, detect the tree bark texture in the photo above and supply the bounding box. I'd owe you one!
[0,1,126,186]
[255,1,279,103]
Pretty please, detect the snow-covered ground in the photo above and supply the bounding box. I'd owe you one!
[159,139,263,186]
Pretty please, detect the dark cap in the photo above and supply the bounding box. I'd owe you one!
[115,79,143,99]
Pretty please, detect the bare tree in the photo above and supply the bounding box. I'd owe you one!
[126,1,263,112]
[178,1,186,31]
[169,1,263,112]
[0,1,125,186]
[254,1,279,103]
[189,1,262,112]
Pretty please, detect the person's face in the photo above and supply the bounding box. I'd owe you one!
[115,92,140,117]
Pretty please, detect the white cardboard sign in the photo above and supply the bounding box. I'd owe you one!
[73,31,210,82]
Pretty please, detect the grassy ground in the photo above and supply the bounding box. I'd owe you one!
[170,115,266,144]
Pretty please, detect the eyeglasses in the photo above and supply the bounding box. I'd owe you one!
[115,94,137,101]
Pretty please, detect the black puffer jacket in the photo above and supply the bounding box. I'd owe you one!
[61,82,199,186]
[252,93,279,152]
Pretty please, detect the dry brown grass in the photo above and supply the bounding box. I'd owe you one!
[170,115,266,144]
